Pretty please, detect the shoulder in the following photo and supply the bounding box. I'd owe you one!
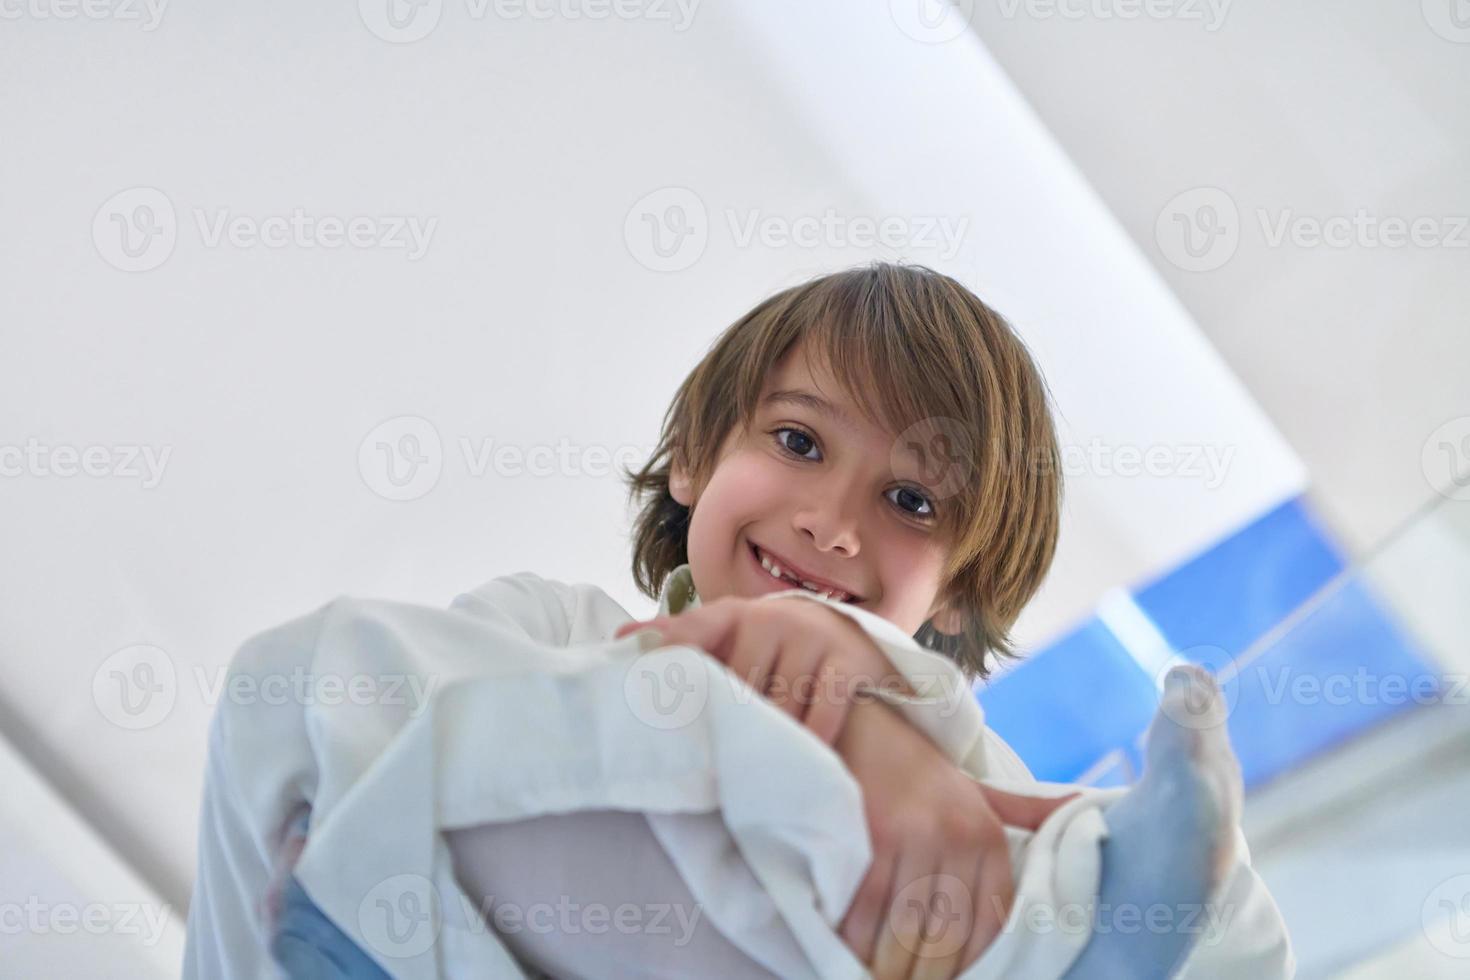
[451,570,633,646]
[227,599,342,679]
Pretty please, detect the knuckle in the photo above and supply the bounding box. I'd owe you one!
[939,806,984,844]
[976,815,1008,850]
[748,601,785,627]
[868,811,903,851]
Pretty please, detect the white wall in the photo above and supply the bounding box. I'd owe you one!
[0,0,1302,938]
[962,0,1470,554]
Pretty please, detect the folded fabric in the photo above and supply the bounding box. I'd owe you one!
[183,566,1294,978]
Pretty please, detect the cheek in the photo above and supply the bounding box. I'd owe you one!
[693,451,788,522]
[685,451,789,598]
[873,541,949,625]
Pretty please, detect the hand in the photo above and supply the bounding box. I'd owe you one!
[260,803,311,937]
[615,594,914,745]
[834,700,1077,980]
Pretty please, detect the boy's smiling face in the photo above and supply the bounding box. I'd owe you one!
[669,341,964,638]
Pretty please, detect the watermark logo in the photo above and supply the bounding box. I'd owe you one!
[93,644,177,730]
[356,417,660,500]
[623,646,710,730]
[93,188,437,271]
[359,0,443,42]
[93,642,441,731]
[1423,874,1470,957]
[358,874,442,959]
[1154,656,1237,730]
[1422,0,1470,43]
[889,873,973,959]
[624,187,709,273]
[890,0,976,44]
[1158,187,1470,271]
[93,187,177,273]
[624,187,971,271]
[359,415,444,502]
[1422,416,1470,501]
[618,630,972,729]
[1155,187,1240,272]
[891,417,977,503]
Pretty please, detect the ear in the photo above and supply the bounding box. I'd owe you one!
[669,455,694,507]
[926,601,966,637]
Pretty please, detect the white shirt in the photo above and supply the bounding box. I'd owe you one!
[182,564,1294,979]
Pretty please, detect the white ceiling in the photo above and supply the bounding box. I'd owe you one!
[965,0,1470,552]
[0,3,1463,970]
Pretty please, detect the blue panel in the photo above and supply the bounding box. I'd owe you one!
[1217,579,1438,789]
[980,493,1441,791]
[978,617,1161,783]
[1134,497,1346,658]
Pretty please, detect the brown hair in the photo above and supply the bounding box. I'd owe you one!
[620,262,1062,680]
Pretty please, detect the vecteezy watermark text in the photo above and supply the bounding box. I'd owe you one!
[92,643,440,730]
[1156,187,1470,272]
[624,188,971,272]
[358,0,701,44]
[992,0,1231,31]
[0,439,171,488]
[357,415,659,501]
[0,898,172,946]
[0,0,167,29]
[94,187,438,272]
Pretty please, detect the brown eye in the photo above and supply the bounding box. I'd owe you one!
[888,485,935,519]
[773,427,819,460]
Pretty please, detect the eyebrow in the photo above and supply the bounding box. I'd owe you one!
[765,388,943,494]
[762,389,858,433]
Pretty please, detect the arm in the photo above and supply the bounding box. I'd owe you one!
[450,570,579,645]
[627,597,1295,980]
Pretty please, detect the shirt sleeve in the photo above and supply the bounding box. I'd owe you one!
[182,604,335,980]
[753,588,1296,980]
[755,588,998,776]
[449,571,581,647]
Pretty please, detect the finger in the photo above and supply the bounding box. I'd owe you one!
[726,612,781,701]
[978,785,1079,832]
[907,852,981,980]
[840,849,898,966]
[615,618,662,640]
[769,643,825,725]
[871,852,934,980]
[644,603,741,660]
[959,846,1016,970]
[802,653,850,746]
[614,619,653,639]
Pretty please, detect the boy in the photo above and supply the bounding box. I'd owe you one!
[185,264,1293,978]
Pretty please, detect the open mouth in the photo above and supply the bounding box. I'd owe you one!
[749,541,860,603]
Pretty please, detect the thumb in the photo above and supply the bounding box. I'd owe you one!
[615,618,659,639]
[979,785,1080,831]
[636,604,740,661]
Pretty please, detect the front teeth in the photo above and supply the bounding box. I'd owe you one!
[757,547,849,602]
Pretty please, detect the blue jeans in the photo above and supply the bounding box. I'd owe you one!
[271,876,392,979]
[269,809,391,980]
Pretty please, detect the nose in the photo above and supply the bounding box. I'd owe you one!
[792,481,862,557]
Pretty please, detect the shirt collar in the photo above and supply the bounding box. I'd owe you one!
[657,563,700,617]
